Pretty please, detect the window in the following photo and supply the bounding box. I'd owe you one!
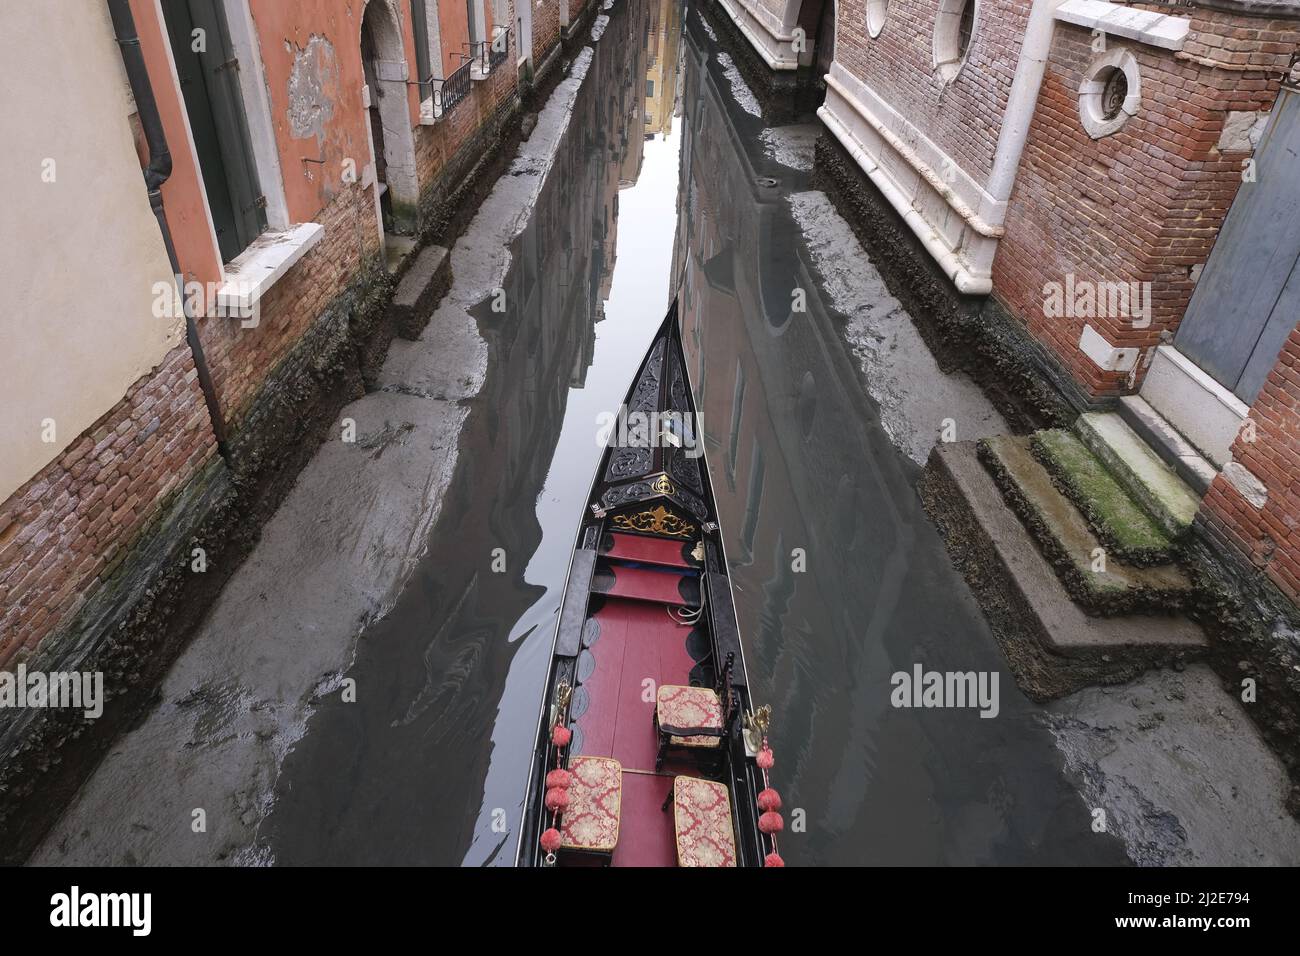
[1100,69,1128,120]
[647,79,655,97]
[866,0,888,38]
[1078,48,1141,139]
[161,0,265,261]
[933,0,977,85]
[410,0,433,100]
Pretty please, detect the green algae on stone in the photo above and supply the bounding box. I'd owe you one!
[1032,428,1173,567]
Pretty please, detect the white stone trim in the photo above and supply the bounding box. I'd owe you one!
[816,60,1003,293]
[223,0,291,231]
[867,0,888,39]
[715,0,807,71]
[1055,0,1189,51]
[934,0,978,85]
[1139,344,1249,466]
[1078,46,1141,139]
[1223,459,1267,509]
[216,222,325,312]
[1078,323,1139,372]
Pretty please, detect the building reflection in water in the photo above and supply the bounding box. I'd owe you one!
[670,8,1124,866]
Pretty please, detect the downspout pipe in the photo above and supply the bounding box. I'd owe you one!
[987,0,1064,206]
[107,0,231,460]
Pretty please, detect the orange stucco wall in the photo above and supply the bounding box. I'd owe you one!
[131,0,222,288]
[249,0,418,224]
[438,0,472,78]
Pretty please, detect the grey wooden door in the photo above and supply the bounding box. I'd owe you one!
[1175,86,1300,404]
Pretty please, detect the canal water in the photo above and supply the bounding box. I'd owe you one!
[265,0,1128,865]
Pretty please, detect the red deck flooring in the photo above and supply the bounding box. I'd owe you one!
[575,597,696,769]
[612,773,677,867]
[568,590,702,867]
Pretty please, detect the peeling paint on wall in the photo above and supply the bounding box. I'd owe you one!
[288,34,339,147]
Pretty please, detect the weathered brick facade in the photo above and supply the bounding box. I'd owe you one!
[201,182,382,430]
[0,345,217,668]
[834,0,1031,183]
[995,8,1300,397]
[415,30,522,214]
[779,0,1300,604]
[533,0,563,71]
[1203,324,1300,599]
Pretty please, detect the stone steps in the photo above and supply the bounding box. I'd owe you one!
[1075,411,1201,540]
[388,244,451,340]
[919,442,1206,700]
[1030,428,1174,566]
[1117,395,1217,495]
[978,436,1194,616]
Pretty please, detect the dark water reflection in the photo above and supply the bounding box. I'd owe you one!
[674,9,1125,865]
[266,0,1126,865]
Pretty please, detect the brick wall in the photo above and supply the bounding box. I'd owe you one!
[533,0,562,69]
[199,181,381,430]
[1203,325,1300,601]
[833,0,1032,183]
[992,8,1300,397]
[415,24,521,200]
[0,343,218,667]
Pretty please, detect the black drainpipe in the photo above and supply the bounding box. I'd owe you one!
[108,0,231,460]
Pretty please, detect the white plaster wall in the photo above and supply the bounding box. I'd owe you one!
[0,1,183,503]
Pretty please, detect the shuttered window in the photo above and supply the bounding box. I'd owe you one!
[161,0,266,262]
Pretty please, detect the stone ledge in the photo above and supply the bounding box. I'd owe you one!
[1055,0,1191,51]
[216,223,325,313]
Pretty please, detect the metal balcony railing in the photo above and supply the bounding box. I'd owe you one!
[439,56,473,114]
[488,27,510,71]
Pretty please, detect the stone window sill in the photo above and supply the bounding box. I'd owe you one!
[215,222,324,314]
[1055,0,1189,51]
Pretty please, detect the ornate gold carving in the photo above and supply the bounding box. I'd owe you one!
[651,474,676,496]
[610,505,695,538]
[690,540,704,563]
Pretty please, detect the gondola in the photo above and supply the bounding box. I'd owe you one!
[516,300,785,868]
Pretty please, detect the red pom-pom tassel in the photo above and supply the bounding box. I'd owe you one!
[756,745,774,770]
[552,724,572,748]
[757,787,782,811]
[764,852,785,867]
[540,828,562,853]
[758,811,784,834]
[545,787,571,812]
[546,769,573,789]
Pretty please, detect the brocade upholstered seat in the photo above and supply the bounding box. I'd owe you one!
[558,756,622,853]
[655,684,722,747]
[672,776,737,867]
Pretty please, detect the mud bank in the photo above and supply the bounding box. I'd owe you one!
[30,48,600,867]
[812,133,1079,435]
[789,189,1005,465]
[1048,665,1300,864]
